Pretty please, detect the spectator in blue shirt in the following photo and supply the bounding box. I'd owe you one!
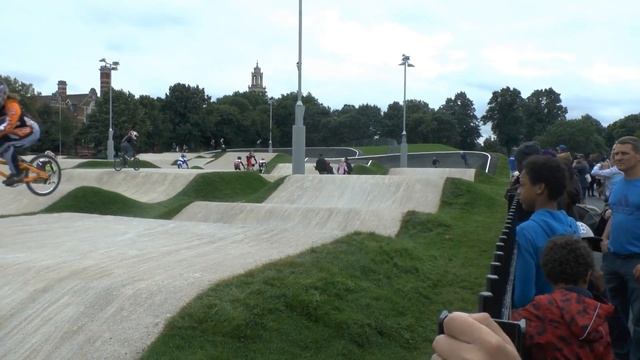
[513,155,580,309]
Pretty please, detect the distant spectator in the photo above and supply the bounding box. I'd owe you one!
[573,154,590,202]
[315,154,329,174]
[336,158,349,175]
[172,142,177,152]
[505,141,541,223]
[344,157,353,174]
[182,144,189,153]
[512,235,614,360]
[513,155,580,309]
[432,156,441,168]
[460,151,469,168]
[508,151,517,175]
[601,135,640,358]
[326,160,335,174]
[556,144,568,154]
[210,138,216,150]
[233,156,245,171]
[220,137,226,152]
[591,158,623,202]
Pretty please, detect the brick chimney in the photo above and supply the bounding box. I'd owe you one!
[57,80,67,98]
[100,65,111,97]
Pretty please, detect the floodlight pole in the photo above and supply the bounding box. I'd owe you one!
[399,54,414,168]
[291,0,306,174]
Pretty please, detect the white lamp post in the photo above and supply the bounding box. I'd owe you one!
[291,0,306,174]
[99,58,119,160]
[268,98,274,153]
[398,54,414,168]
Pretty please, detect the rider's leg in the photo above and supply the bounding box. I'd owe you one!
[0,140,20,174]
[2,124,41,184]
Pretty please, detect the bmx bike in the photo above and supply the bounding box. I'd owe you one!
[0,153,62,196]
[114,153,140,171]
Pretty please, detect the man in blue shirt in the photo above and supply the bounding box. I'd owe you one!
[513,155,580,309]
[602,135,640,359]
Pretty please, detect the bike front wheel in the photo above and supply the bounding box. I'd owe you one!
[132,157,140,171]
[26,154,62,196]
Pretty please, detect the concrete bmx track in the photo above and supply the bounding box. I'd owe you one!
[0,150,485,359]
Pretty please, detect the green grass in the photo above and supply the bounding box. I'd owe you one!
[358,144,458,156]
[352,161,389,175]
[72,159,160,169]
[42,172,285,219]
[141,155,510,359]
[265,153,292,174]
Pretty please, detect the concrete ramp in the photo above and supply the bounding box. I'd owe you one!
[174,202,403,236]
[0,213,342,360]
[265,175,447,213]
[0,169,200,216]
[175,171,475,236]
[269,163,318,176]
[389,167,476,181]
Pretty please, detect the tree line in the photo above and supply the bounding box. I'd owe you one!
[2,74,639,158]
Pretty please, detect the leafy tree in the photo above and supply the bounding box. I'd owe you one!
[438,92,480,149]
[431,111,459,147]
[522,88,567,140]
[379,102,403,141]
[139,95,170,152]
[606,114,640,145]
[481,87,525,152]
[481,136,504,153]
[404,100,435,144]
[537,117,607,156]
[163,83,211,149]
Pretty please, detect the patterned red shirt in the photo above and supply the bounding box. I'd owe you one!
[512,288,614,360]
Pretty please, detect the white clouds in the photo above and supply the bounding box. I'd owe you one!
[482,46,576,78]
[4,0,640,126]
[583,63,640,85]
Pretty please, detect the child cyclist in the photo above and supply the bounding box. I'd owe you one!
[0,81,41,186]
[120,129,138,160]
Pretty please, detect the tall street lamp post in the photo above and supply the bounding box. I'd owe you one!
[268,98,274,153]
[292,0,306,174]
[99,58,119,160]
[399,54,414,168]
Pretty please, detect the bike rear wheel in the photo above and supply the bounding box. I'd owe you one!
[26,154,62,196]
[114,156,125,171]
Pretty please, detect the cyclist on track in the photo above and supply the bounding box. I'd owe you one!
[0,81,41,186]
[120,129,138,160]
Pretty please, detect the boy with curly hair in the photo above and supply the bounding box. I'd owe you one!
[512,236,614,359]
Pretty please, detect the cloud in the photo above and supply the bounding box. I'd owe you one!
[295,9,468,84]
[482,45,576,77]
[582,63,640,85]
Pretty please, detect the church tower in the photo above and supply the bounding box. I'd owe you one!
[248,61,266,95]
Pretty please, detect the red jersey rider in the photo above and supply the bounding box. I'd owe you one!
[0,82,41,186]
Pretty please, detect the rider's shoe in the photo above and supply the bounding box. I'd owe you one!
[3,172,25,186]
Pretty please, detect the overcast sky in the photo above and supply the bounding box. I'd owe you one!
[5,1,640,138]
